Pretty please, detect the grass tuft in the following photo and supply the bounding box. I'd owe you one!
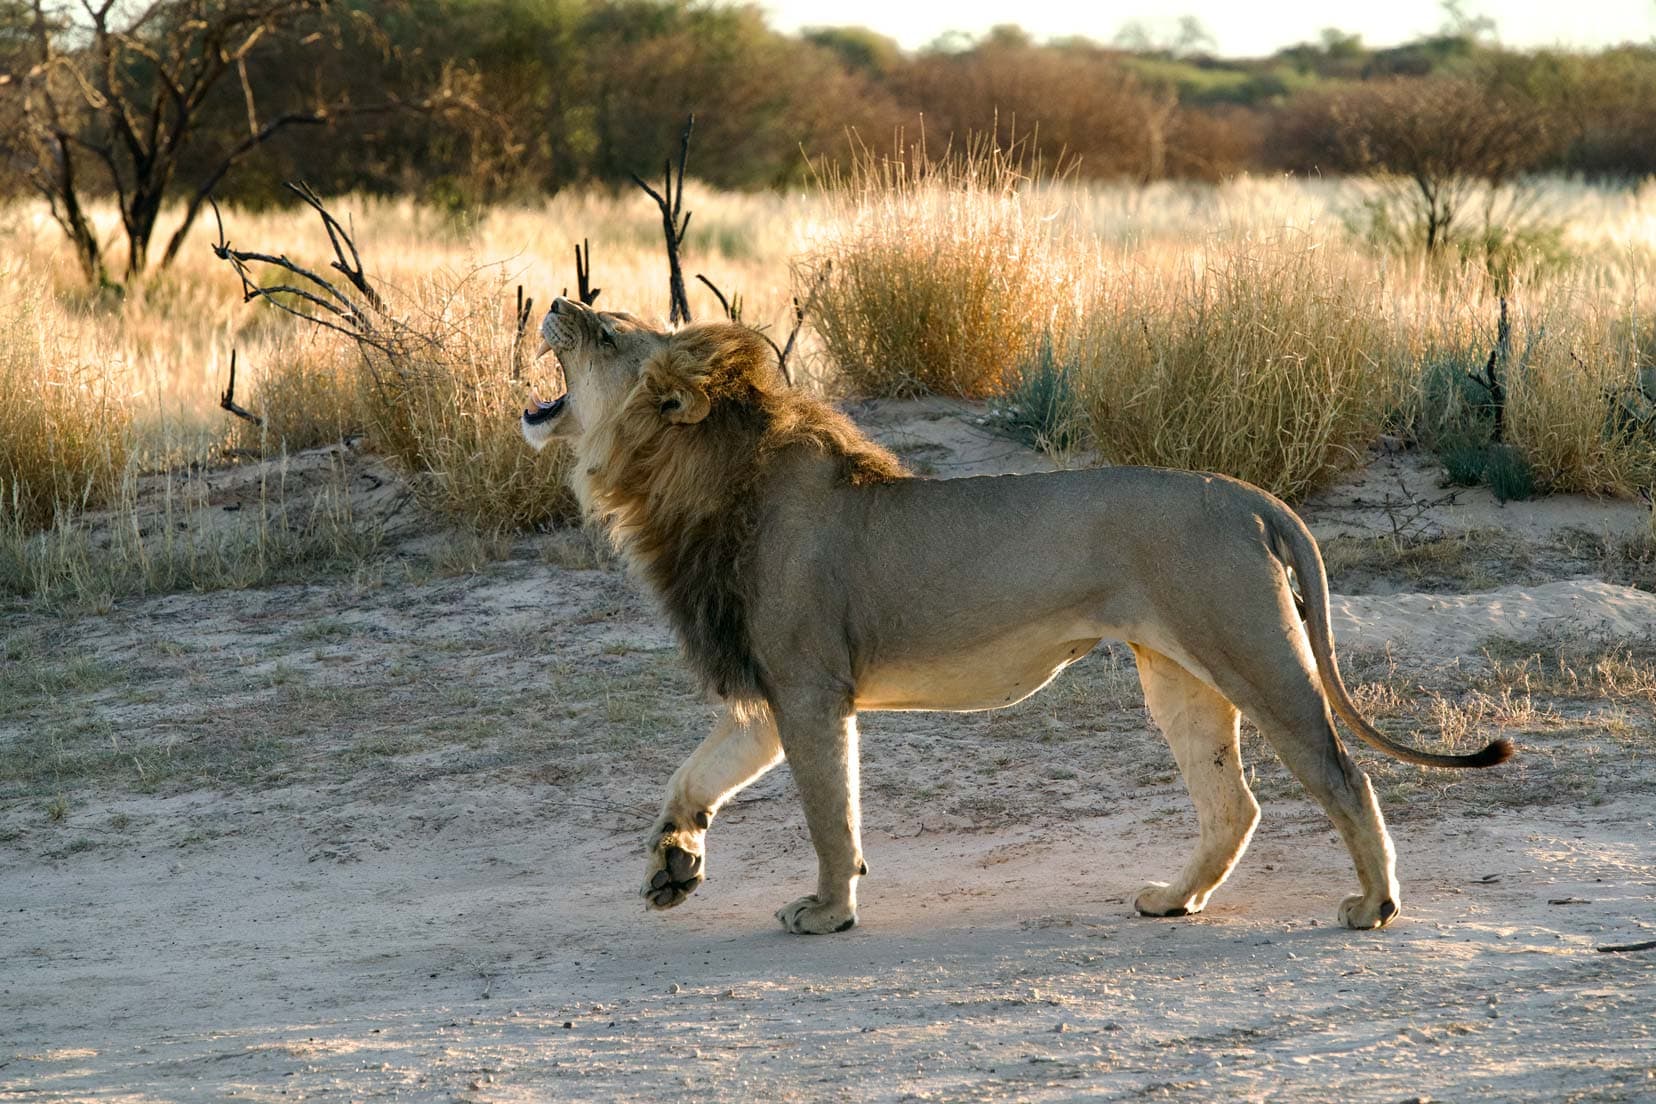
[0,281,131,530]
[351,269,579,532]
[1069,233,1412,500]
[803,134,1082,398]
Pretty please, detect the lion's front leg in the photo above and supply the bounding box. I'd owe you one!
[1131,645,1261,918]
[644,707,782,910]
[771,692,865,934]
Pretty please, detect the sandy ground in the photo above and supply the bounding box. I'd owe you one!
[3,404,1655,1102]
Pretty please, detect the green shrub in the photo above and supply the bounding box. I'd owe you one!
[989,333,1086,455]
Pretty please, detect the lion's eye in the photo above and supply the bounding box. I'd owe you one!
[599,327,618,348]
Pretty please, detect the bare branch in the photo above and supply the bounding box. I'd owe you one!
[575,239,600,305]
[209,193,401,356]
[695,273,740,322]
[287,181,384,310]
[630,114,695,325]
[510,284,535,381]
[219,349,265,427]
[777,262,832,386]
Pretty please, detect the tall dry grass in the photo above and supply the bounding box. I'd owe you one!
[348,269,579,531]
[803,137,1084,397]
[1069,234,1416,499]
[0,280,131,530]
[5,170,1656,603]
[1503,298,1656,495]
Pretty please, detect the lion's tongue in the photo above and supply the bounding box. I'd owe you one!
[523,393,565,424]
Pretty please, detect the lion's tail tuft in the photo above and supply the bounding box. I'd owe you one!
[1268,506,1517,771]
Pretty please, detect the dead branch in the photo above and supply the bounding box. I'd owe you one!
[509,283,535,381]
[631,114,695,325]
[575,239,600,305]
[218,349,264,427]
[776,262,832,386]
[209,191,399,357]
[1466,296,1509,443]
[695,273,741,322]
[287,182,383,310]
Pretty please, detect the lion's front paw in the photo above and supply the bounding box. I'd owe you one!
[1338,893,1400,930]
[775,895,856,934]
[1133,882,1201,918]
[642,820,705,910]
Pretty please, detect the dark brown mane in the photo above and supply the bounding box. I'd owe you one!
[584,323,905,704]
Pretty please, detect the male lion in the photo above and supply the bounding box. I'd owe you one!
[521,297,1512,935]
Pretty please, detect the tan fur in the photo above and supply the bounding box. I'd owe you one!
[522,298,1512,935]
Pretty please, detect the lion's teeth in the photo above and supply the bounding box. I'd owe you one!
[536,338,553,358]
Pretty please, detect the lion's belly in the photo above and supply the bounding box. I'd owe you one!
[854,632,1105,712]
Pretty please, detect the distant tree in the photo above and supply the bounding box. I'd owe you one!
[1438,0,1497,42]
[0,0,447,286]
[802,25,902,77]
[1172,16,1215,58]
[890,37,1177,181]
[1331,77,1556,252]
[1112,15,1214,58]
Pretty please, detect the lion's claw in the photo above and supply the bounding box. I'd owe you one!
[1133,882,1202,918]
[1338,893,1400,930]
[776,895,857,934]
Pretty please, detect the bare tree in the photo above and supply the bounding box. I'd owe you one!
[0,0,417,286]
[1332,77,1555,254]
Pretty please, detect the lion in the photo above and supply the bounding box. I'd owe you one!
[520,297,1513,935]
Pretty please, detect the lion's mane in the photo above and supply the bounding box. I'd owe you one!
[580,324,905,703]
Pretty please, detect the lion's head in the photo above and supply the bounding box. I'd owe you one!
[520,297,664,450]
[520,296,903,702]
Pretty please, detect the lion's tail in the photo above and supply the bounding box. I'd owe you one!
[1267,505,1515,770]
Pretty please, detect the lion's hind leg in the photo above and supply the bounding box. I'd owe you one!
[1214,619,1402,931]
[644,707,783,910]
[1129,644,1260,918]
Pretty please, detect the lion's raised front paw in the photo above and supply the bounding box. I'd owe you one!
[775,895,856,934]
[1338,893,1400,930]
[1133,882,1201,918]
[642,820,705,910]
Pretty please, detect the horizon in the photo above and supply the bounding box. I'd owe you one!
[761,0,1656,57]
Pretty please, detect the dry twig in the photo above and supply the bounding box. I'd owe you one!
[631,115,695,325]
[218,349,264,427]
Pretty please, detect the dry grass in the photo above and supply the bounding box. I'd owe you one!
[334,268,580,532]
[5,172,1656,581]
[231,334,363,456]
[802,137,1084,398]
[0,280,131,529]
[1503,299,1656,496]
[1068,233,1415,500]
[0,455,383,609]
[1334,633,1656,814]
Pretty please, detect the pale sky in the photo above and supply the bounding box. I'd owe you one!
[761,0,1656,57]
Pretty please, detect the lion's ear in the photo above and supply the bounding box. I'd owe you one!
[658,382,710,425]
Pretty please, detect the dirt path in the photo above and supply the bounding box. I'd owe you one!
[5,783,1652,1101]
[3,408,1654,1101]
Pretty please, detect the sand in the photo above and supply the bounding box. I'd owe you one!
[3,403,1653,1102]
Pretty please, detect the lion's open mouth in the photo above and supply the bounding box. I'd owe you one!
[523,393,566,425]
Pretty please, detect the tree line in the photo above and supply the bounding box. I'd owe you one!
[4,0,1655,285]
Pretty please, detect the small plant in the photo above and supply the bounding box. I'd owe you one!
[1483,443,1536,502]
[989,332,1086,455]
[1414,300,1539,501]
